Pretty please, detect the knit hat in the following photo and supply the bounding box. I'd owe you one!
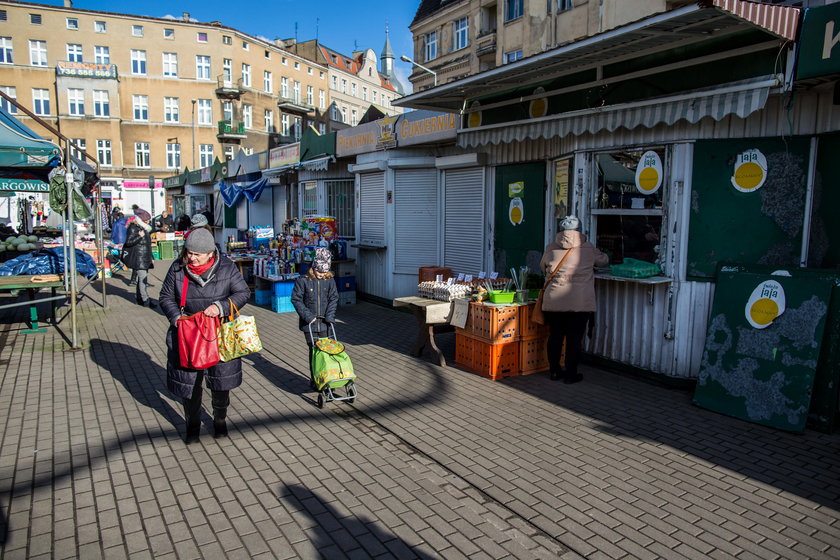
[134,208,151,222]
[313,247,332,273]
[191,213,209,228]
[559,215,580,231]
[184,228,215,254]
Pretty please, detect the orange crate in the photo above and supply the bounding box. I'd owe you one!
[465,302,520,343]
[518,302,549,339]
[455,332,519,380]
[520,336,564,375]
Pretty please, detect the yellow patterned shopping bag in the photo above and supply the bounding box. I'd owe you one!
[217,299,263,362]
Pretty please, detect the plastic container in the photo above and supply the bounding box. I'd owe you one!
[271,296,295,313]
[338,292,356,306]
[462,302,519,343]
[157,241,174,260]
[610,258,661,278]
[255,289,271,306]
[336,276,356,292]
[488,290,515,304]
[272,280,295,297]
[518,302,549,339]
[519,335,553,375]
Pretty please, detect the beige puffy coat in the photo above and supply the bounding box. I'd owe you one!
[539,230,609,313]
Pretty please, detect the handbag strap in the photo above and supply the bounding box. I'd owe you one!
[180,274,189,313]
[227,298,239,322]
[544,247,575,288]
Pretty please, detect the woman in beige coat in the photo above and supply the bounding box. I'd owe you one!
[539,215,609,383]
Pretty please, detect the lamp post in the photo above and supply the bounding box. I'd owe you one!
[400,55,437,87]
[191,99,197,169]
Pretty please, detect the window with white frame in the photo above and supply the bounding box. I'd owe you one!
[29,40,47,66]
[197,32,208,43]
[362,86,368,101]
[453,17,469,51]
[164,97,179,123]
[293,81,300,103]
[263,71,272,93]
[558,0,573,11]
[281,56,287,65]
[331,75,337,89]
[281,77,288,98]
[162,52,178,77]
[132,25,143,37]
[341,79,347,93]
[318,89,325,110]
[331,105,339,122]
[506,0,523,21]
[222,35,231,45]
[93,90,109,117]
[70,138,86,159]
[164,28,174,39]
[243,104,252,129]
[196,55,210,80]
[135,142,150,168]
[0,86,16,113]
[242,41,249,50]
[372,91,378,103]
[222,101,232,123]
[32,88,50,116]
[281,114,289,135]
[307,85,313,106]
[0,37,12,65]
[318,122,326,135]
[341,106,347,123]
[223,58,232,84]
[30,13,42,25]
[224,146,234,161]
[131,50,146,75]
[94,46,110,64]
[67,88,84,115]
[424,31,438,62]
[199,144,213,167]
[351,83,357,97]
[504,50,523,64]
[294,61,299,70]
[264,50,270,59]
[241,63,251,87]
[264,109,274,132]
[197,99,212,125]
[302,181,317,217]
[97,139,112,166]
[166,143,181,169]
[66,18,78,30]
[351,109,357,126]
[132,95,148,121]
[94,21,106,33]
[67,43,83,62]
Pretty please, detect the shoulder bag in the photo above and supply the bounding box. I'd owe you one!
[218,298,262,362]
[176,274,221,370]
[531,248,575,325]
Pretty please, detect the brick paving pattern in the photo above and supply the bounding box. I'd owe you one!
[0,263,838,559]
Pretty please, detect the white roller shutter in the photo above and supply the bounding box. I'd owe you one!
[359,172,385,246]
[394,169,438,272]
[443,168,485,275]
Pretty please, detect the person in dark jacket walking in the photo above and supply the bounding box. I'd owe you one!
[122,209,155,307]
[291,247,339,389]
[159,228,250,443]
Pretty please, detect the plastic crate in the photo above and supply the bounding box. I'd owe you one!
[518,302,549,339]
[338,292,356,306]
[610,258,661,278]
[464,302,519,343]
[455,332,520,381]
[334,260,356,277]
[255,289,271,306]
[157,241,175,260]
[519,335,550,374]
[336,276,356,292]
[271,296,295,313]
[151,249,160,260]
[272,280,295,297]
[488,290,515,304]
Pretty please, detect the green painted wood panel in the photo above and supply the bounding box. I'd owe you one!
[493,163,546,275]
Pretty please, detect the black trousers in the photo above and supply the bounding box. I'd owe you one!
[183,370,230,428]
[545,311,590,376]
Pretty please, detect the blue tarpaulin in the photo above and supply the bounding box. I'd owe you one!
[0,248,98,279]
[218,177,268,207]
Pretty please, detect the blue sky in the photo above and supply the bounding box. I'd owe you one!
[29,0,419,92]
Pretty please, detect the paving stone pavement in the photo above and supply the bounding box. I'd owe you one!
[0,263,838,559]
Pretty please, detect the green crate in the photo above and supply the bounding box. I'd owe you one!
[610,258,661,278]
[151,249,160,260]
[158,241,174,260]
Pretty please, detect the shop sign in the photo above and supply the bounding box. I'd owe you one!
[508,181,525,226]
[375,115,398,150]
[163,175,183,188]
[269,143,300,168]
[337,111,460,157]
[337,125,377,157]
[397,110,458,145]
[124,180,162,189]
[200,166,213,183]
[796,3,840,80]
[56,60,118,79]
[0,179,49,192]
[745,279,786,329]
[731,149,767,193]
[634,151,663,195]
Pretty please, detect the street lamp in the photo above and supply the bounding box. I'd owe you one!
[400,55,437,87]
[190,99,197,169]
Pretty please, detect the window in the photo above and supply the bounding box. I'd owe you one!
[351,109,357,126]
[453,18,469,51]
[94,46,110,64]
[241,63,251,87]
[302,181,317,217]
[164,97,179,123]
[372,91,378,103]
[294,117,302,139]
[30,13,42,25]
[199,144,213,167]
[164,28,174,39]
[196,55,211,79]
[222,101,232,123]
[351,83,357,97]
[166,143,181,169]
[362,87,368,101]
[331,105,339,121]
[506,0,523,21]
[341,79,347,93]
[0,37,12,64]
[132,25,144,37]
[243,104,252,129]
[264,109,274,132]
[94,21,106,33]
[223,59,232,84]
[131,50,146,75]
[93,90,109,117]
[29,40,47,66]
[293,81,300,103]
[307,67,312,75]
[264,50,271,59]
[341,106,347,123]
[281,56,287,65]
[197,32,208,43]
[264,71,272,93]
[558,0,573,11]
[135,142,150,168]
[294,61,299,70]
[242,41,249,50]
[67,89,84,115]
[307,85,313,105]
[424,31,437,61]
[70,138,86,159]
[196,99,212,125]
[331,75,337,89]
[0,11,5,21]
[327,180,355,239]
[318,122,326,135]
[281,114,289,135]
[504,50,523,64]
[132,95,148,121]
[224,146,234,161]
[67,44,83,63]
[163,52,177,77]
[318,90,325,110]
[280,77,290,98]
[97,139,112,166]
[0,86,16,114]
[222,35,232,45]
[32,89,50,115]
[66,18,78,30]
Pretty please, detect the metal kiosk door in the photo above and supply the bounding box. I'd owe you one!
[494,162,546,273]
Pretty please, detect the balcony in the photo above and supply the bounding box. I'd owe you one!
[215,76,245,99]
[217,120,247,141]
[475,31,497,57]
[277,96,315,114]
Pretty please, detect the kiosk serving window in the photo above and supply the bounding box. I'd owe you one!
[591,148,666,266]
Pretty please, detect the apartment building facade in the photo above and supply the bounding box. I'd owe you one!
[0,0,328,210]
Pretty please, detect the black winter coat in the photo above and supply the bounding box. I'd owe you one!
[123,222,153,270]
[159,253,251,399]
[291,275,338,333]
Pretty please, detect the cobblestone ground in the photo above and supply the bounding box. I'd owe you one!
[0,263,838,559]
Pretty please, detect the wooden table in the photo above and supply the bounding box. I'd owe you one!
[0,275,65,333]
[393,296,454,367]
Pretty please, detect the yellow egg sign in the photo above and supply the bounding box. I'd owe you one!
[509,198,524,226]
[745,279,786,329]
[467,101,482,128]
[529,87,548,119]
[731,149,767,192]
[634,151,663,194]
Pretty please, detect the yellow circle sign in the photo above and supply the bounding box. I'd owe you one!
[467,101,482,128]
[731,149,767,192]
[634,151,663,194]
[529,87,547,119]
[749,298,779,326]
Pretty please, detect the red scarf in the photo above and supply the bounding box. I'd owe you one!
[187,257,215,277]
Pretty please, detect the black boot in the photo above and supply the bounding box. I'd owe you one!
[183,386,203,444]
[185,423,200,444]
[211,390,230,439]
[213,416,228,438]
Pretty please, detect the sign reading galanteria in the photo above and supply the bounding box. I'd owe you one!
[0,179,50,192]
[56,60,118,79]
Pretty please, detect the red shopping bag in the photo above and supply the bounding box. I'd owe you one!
[176,275,221,370]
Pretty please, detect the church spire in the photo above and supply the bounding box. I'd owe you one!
[380,24,394,78]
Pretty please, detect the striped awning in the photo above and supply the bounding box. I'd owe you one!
[457,76,776,148]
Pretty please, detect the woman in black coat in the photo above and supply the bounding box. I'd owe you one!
[122,210,154,307]
[159,229,250,443]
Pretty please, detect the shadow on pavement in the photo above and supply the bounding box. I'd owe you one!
[0,505,6,546]
[280,483,437,559]
[243,352,305,396]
